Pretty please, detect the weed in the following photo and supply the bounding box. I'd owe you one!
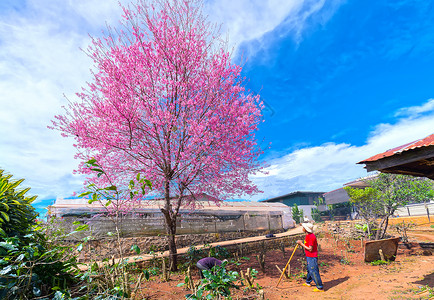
[319,261,328,267]
[340,250,351,265]
[413,284,434,298]
[369,259,389,266]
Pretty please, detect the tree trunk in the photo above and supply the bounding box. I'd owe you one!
[162,180,178,271]
[166,216,178,271]
[381,216,390,240]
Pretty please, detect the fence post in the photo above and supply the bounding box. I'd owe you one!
[243,214,246,231]
[267,214,271,231]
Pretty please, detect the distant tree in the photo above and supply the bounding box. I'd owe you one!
[344,186,382,239]
[345,173,434,240]
[51,0,263,270]
[291,204,304,224]
[311,197,324,223]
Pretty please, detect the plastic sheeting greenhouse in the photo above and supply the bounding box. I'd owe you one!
[47,194,295,237]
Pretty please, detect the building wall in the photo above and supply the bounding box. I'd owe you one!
[324,188,350,205]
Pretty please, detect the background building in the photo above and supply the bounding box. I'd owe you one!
[260,191,324,220]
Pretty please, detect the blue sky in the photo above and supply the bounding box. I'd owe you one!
[1,0,434,212]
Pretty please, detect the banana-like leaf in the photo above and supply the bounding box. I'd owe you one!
[9,178,25,190]
[16,187,31,198]
[0,211,9,222]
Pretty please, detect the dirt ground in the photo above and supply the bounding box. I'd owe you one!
[137,221,434,300]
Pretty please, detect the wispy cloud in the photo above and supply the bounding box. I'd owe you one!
[206,0,345,56]
[394,98,434,117]
[250,98,434,201]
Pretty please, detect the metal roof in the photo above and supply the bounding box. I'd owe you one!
[359,133,434,163]
[260,191,325,202]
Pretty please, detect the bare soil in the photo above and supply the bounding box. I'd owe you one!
[136,221,434,300]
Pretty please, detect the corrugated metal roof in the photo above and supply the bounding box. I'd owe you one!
[359,133,434,163]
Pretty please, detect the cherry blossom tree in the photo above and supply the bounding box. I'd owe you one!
[51,0,264,270]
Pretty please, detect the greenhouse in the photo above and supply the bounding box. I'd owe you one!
[47,194,295,237]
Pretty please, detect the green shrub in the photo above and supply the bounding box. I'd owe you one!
[0,169,79,299]
[182,261,239,299]
[311,207,322,223]
[292,204,304,224]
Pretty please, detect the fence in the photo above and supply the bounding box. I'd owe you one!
[395,202,434,219]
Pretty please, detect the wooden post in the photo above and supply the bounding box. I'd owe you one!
[267,214,271,231]
[243,214,246,231]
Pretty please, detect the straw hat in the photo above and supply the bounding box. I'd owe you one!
[302,222,314,233]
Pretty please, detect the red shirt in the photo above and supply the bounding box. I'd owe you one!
[304,233,318,257]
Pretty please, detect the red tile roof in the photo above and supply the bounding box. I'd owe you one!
[359,133,434,163]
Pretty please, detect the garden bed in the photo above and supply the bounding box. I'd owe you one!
[134,220,434,299]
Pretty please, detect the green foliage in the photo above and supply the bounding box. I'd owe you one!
[345,174,434,240]
[369,259,389,266]
[0,170,81,299]
[0,233,79,299]
[390,221,415,243]
[291,204,304,224]
[74,158,152,298]
[311,207,321,223]
[183,261,239,300]
[413,284,434,298]
[0,169,38,238]
[187,245,205,265]
[208,245,230,260]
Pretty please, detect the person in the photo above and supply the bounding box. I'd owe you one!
[296,222,324,292]
[196,257,226,278]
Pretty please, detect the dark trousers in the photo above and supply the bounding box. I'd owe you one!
[196,262,208,279]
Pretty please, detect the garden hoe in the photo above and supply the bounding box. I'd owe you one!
[276,244,299,287]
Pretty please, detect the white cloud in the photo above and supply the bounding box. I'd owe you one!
[0,2,115,201]
[250,99,434,201]
[206,0,304,46]
[0,0,343,202]
[206,0,345,56]
[394,98,434,117]
[2,0,431,207]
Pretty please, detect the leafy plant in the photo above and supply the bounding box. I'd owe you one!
[370,259,389,266]
[209,245,230,260]
[182,261,239,300]
[291,204,304,224]
[0,170,80,299]
[390,221,415,243]
[75,159,151,298]
[240,267,258,289]
[311,197,325,223]
[413,284,434,298]
[186,246,205,267]
[0,169,38,238]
